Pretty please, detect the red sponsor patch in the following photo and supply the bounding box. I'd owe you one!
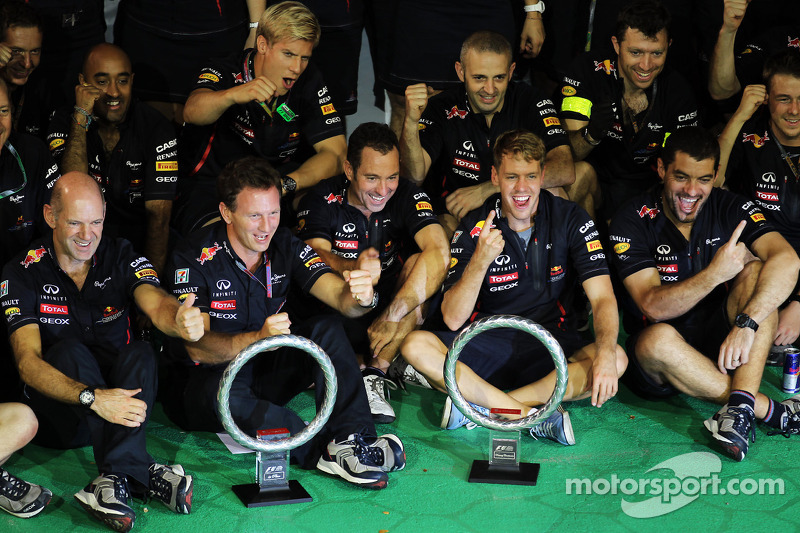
[40,303,68,314]
[210,300,236,310]
[445,106,467,119]
[657,264,678,273]
[757,191,779,202]
[335,240,359,250]
[638,205,660,219]
[20,246,46,268]
[489,272,519,284]
[197,243,221,265]
[742,131,769,148]
[324,193,343,204]
[454,158,480,171]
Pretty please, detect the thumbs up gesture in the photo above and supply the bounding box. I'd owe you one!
[176,292,204,342]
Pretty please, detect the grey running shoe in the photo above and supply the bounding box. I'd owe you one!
[316,434,391,489]
[704,403,756,461]
[74,474,135,532]
[149,463,193,514]
[387,355,433,390]
[0,467,52,518]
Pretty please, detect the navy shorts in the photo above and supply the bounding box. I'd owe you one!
[433,325,588,390]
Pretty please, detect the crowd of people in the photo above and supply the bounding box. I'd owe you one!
[1,0,800,530]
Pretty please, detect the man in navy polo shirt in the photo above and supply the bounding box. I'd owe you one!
[401,129,627,445]
[166,157,405,490]
[609,127,800,462]
[297,122,450,423]
[1,172,204,531]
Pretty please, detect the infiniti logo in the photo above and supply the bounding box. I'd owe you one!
[216,279,231,290]
[463,140,474,151]
[43,284,59,294]
[656,245,670,255]
[495,255,511,265]
[762,172,776,183]
[343,223,356,232]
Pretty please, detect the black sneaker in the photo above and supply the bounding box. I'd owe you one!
[149,463,193,514]
[74,474,135,532]
[362,368,397,424]
[704,403,756,461]
[387,355,433,390]
[317,433,405,489]
[767,394,800,438]
[0,467,52,518]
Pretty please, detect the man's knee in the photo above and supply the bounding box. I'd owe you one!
[401,330,444,369]
[634,323,683,367]
[0,403,38,450]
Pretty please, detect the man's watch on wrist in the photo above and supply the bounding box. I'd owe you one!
[582,127,601,146]
[359,292,379,309]
[281,175,297,196]
[79,387,95,408]
[523,1,545,14]
[734,313,759,332]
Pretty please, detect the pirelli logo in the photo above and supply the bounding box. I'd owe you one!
[586,240,602,252]
[156,161,178,171]
[416,201,432,211]
[304,257,323,267]
[321,103,336,115]
[199,73,219,82]
[543,117,561,127]
[135,268,157,279]
[750,213,765,223]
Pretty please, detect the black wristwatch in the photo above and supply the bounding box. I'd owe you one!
[359,292,379,309]
[734,313,759,332]
[79,387,95,408]
[281,175,297,195]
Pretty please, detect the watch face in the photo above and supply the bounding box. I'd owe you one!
[79,389,94,406]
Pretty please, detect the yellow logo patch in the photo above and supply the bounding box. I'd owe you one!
[561,86,576,96]
[543,117,561,127]
[135,269,157,279]
[321,104,336,115]
[614,243,630,254]
[586,240,602,252]
[750,213,765,223]
[416,201,432,211]
[49,138,64,150]
[450,257,458,268]
[199,73,219,82]
[156,161,178,171]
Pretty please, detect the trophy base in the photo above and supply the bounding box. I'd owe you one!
[468,460,540,486]
[232,480,313,507]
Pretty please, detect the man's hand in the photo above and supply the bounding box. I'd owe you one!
[722,0,750,33]
[735,84,767,121]
[91,388,147,427]
[356,248,382,286]
[718,325,754,373]
[75,82,102,115]
[368,316,399,360]
[709,220,748,284]
[404,83,433,125]
[473,210,504,269]
[591,349,619,408]
[446,183,493,221]
[260,312,292,337]
[776,301,800,346]
[175,293,204,342]
[520,16,545,58]
[343,269,374,306]
[229,76,278,106]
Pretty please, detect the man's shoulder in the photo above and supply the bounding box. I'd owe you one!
[4,238,50,276]
[305,173,347,198]
[426,87,468,117]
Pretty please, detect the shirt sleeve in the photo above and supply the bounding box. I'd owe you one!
[443,217,478,292]
[299,68,346,146]
[566,207,610,283]
[166,246,210,313]
[1,259,38,334]
[123,241,161,296]
[292,238,334,294]
[418,96,446,164]
[191,58,231,92]
[522,89,569,151]
[45,108,70,162]
[395,182,439,237]
[559,57,595,121]
[296,187,335,242]
[145,115,179,201]
[608,204,657,280]
[733,196,774,249]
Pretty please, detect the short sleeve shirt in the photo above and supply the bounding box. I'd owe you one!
[608,186,773,334]
[1,236,160,353]
[446,191,609,330]
[736,27,800,89]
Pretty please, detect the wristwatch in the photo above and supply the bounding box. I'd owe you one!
[524,1,545,14]
[281,175,297,195]
[734,313,759,332]
[359,292,379,309]
[79,387,95,408]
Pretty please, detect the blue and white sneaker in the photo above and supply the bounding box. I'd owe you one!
[74,474,135,532]
[440,397,491,430]
[704,403,756,461]
[529,405,576,446]
[0,468,51,518]
[317,433,405,489]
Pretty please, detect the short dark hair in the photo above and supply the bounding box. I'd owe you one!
[763,49,800,90]
[492,129,546,169]
[460,30,512,66]
[660,126,720,171]
[217,156,281,212]
[0,0,42,38]
[615,0,670,43]
[346,122,399,174]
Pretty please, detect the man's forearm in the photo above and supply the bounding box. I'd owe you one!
[567,129,596,161]
[399,120,429,185]
[183,89,235,125]
[632,268,723,323]
[12,330,86,405]
[144,200,172,275]
[541,145,576,188]
[290,139,346,192]
[709,29,741,100]
[384,245,449,322]
[185,329,263,365]
[442,259,489,330]
[60,115,90,174]
[745,252,800,324]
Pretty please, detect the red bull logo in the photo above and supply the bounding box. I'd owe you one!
[742,131,769,148]
[21,247,46,268]
[594,59,616,75]
[789,36,800,49]
[197,243,221,265]
[469,220,486,238]
[103,306,119,317]
[550,265,563,276]
[446,106,468,119]
[324,193,343,204]
[638,205,660,219]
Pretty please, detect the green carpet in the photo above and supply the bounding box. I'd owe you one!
[4,366,799,533]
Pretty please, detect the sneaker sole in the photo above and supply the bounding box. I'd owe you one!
[372,412,396,424]
[440,397,454,429]
[316,458,388,490]
[74,493,135,533]
[0,489,52,519]
[377,434,406,472]
[561,409,576,446]
[704,417,746,461]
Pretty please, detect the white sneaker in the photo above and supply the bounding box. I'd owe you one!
[363,369,396,424]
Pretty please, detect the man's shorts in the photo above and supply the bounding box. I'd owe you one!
[433,325,589,390]
[623,303,731,400]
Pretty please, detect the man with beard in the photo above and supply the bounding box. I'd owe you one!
[609,127,800,462]
[718,49,800,352]
[47,43,178,275]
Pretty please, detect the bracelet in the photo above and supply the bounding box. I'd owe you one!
[73,105,93,128]
[358,292,379,309]
[71,114,89,130]
[249,22,258,29]
[582,127,601,146]
[523,1,545,14]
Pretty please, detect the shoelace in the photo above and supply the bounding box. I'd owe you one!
[101,475,131,505]
[768,412,800,438]
[0,470,27,499]
[725,406,756,444]
[348,435,385,468]
[149,466,173,501]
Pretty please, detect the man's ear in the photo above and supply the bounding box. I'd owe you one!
[344,159,354,182]
[43,204,56,229]
[455,61,465,83]
[656,158,666,181]
[219,202,232,224]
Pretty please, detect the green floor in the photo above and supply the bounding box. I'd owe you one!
[4,366,799,533]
